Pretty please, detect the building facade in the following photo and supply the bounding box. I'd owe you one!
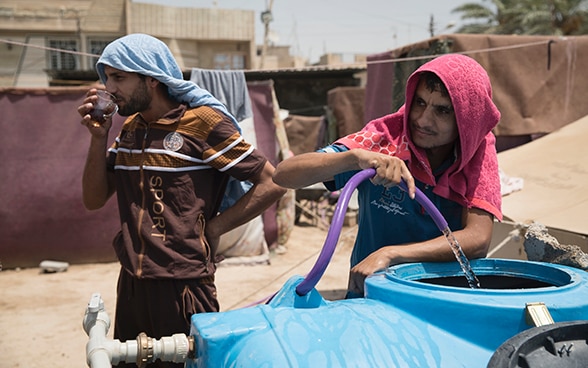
[0,0,256,87]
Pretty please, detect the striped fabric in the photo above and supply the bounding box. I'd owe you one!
[109,106,254,175]
[106,104,267,279]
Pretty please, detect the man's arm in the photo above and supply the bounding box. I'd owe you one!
[348,207,494,294]
[273,149,416,198]
[79,89,116,210]
[205,161,287,256]
[81,135,116,210]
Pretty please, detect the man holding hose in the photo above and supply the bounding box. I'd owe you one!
[273,54,502,297]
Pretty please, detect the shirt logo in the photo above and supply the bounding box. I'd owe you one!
[163,132,183,152]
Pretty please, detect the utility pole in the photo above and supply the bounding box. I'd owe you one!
[260,0,274,69]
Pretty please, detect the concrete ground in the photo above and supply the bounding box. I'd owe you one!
[0,220,356,368]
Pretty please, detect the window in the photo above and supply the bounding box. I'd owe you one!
[48,39,78,71]
[232,54,245,69]
[213,53,246,70]
[88,39,111,68]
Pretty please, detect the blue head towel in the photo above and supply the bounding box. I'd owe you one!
[95,33,239,129]
[97,34,248,212]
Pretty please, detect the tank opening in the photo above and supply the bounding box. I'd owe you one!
[418,274,555,289]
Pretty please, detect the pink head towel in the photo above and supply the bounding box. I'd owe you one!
[336,54,502,220]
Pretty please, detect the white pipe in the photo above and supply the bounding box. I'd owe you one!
[83,293,113,367]
[83,293,193,368]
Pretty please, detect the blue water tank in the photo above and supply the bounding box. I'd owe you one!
[188,259,588,367]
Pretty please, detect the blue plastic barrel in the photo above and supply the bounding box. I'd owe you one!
[188,258,588,368]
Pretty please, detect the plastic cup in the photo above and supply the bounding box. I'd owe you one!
[89,90,118,124]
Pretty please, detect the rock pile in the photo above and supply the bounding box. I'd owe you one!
[524,222,588,270]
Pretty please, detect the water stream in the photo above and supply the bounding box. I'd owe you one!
[442,227,480,289]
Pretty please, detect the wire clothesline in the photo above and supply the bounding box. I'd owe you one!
[1,38,98,58]
[364,38,557,65]
[0,36,565,72]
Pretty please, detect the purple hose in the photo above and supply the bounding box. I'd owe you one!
[295,168,449,296]
[397,178,448,230]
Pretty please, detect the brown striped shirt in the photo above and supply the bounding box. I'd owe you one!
[106,104,266,279]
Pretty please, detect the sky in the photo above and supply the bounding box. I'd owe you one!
[134,0,478,64]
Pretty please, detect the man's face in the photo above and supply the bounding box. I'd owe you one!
[408,79,458,150]
[103,65,152,117]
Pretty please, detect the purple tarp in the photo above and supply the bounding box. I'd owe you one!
[0,83,281,269]
[0,87,120,269]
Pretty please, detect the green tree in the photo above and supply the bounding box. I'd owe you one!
[452,0,588,36]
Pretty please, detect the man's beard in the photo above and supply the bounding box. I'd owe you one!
[117,81,151,116]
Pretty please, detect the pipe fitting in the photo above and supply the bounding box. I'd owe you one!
[136,332,153,368]
[83,293,196,368]
[136,332,194,366]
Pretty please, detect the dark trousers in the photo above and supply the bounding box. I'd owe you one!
[113,269,219,368]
